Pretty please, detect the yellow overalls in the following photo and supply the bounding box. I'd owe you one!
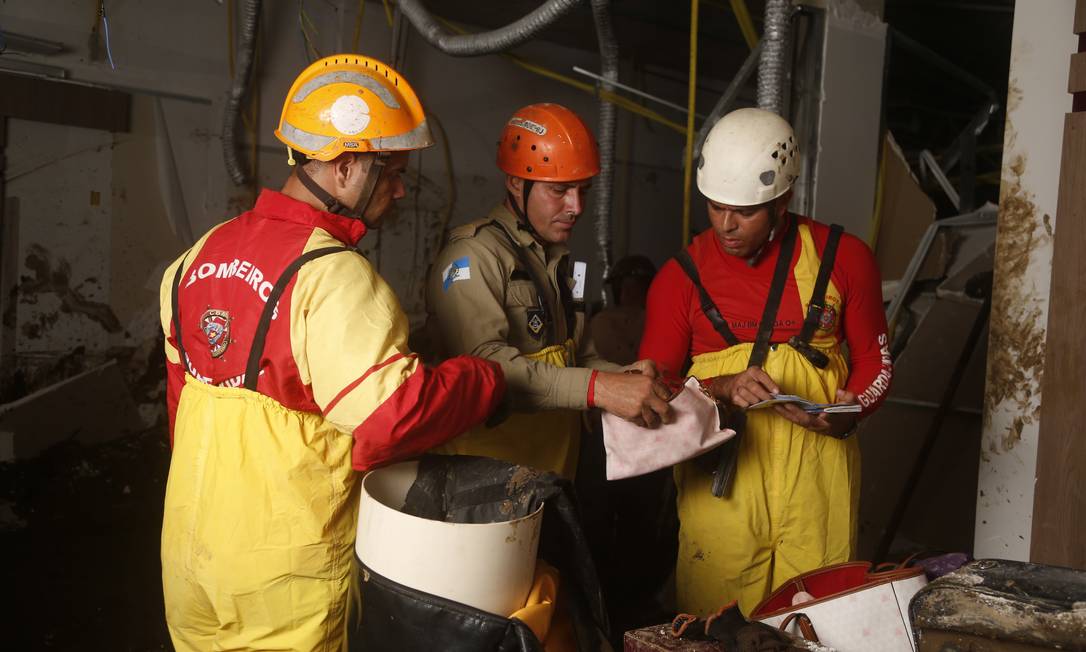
[162,247,359,651]
[675,223,861,615]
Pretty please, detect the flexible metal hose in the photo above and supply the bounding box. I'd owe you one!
[757,0,789,114]
[223,0,261,186]
[397,0,581,56]
[590,0,617,304]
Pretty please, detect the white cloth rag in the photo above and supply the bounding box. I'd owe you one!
[602,377,737,480]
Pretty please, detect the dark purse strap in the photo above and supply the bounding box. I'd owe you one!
[710,220,798,498]
[674,250,740,347]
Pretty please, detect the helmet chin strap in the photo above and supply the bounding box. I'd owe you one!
[507,178,543,241]
[295,152,388,222]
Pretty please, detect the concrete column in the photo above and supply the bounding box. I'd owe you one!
[809,0,887,237]
[976,0,1077,561]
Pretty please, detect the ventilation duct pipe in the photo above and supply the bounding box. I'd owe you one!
[222,0,262,186]
[396,0,581,56]
[757,0,790,114]
[589,0,617,303]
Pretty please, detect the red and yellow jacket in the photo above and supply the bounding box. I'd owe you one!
[159,189,505,469]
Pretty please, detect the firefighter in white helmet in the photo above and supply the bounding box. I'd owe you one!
[639,108,894,614]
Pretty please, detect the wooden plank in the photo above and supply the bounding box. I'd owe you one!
[1077,0,1086,34]
[1070,52,1086,94]
[1032,111,1086,570]
[0,73,130,133]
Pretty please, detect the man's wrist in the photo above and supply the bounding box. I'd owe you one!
[587,370,600,408]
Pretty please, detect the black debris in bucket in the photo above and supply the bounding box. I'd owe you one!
[403,454,554,524]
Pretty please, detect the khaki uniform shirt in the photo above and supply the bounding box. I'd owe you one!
[426,203,621,411]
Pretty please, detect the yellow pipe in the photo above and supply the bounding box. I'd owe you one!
[729,0,759,51]
[682,0,700,246]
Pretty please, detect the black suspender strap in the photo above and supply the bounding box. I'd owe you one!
[170,251,193,375]
[747,222,799,369]
[674,250,740,347]
[243,246,352,391]
[487,222,573,346]
[796,224,843,344]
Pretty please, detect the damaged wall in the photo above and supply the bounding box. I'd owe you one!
[0,0,706,446]
[976,0,1078,561]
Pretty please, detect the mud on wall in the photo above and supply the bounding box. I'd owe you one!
[976,0,1078,561]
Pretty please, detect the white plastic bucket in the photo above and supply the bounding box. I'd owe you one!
[355,461,543,616]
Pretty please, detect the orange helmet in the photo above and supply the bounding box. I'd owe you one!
[274,54,433,162]
[496,104,600,181]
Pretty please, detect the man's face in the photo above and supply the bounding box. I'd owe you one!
[354,151,408,228]
[706,195,787,258]
[514,178,593,245]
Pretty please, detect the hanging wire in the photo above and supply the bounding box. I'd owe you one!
[99,0,117,70]
[226,0,236,77]
[432,15,685,135]
[351,0,366,52]
[298,0,322,61]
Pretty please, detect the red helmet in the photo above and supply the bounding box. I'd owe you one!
[496,103,600,181]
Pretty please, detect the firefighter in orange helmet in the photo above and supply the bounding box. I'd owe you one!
[159,55,505,651]
[425,103,672,479]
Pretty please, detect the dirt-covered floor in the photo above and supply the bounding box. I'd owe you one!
[1,428,173,650]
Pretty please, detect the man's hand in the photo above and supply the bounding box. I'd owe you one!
[773,389,859,438]
[594,370,674,428]
[709,367,780,408]
[621,359,659,379]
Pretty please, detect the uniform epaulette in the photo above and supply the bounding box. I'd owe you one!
[448,218,495,242]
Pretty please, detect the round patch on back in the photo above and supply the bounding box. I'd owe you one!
[329,94,371,135]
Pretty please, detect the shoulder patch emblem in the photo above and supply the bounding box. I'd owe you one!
[200,309,232,358]
[442,256,471,291]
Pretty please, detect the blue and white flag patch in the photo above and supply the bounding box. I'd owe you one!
[442,256,471,291]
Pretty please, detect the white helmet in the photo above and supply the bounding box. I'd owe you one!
[697,107,800,207]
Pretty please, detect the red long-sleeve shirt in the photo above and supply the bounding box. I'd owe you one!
[639,215,892,417]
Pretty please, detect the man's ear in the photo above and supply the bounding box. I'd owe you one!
[775,189,794,220]
[505,175,522,200]
[332,153,356,190]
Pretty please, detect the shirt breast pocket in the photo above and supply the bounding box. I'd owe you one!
[506,280,546,342]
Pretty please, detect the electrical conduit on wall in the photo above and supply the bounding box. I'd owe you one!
[222,0,261,186]
[757,0,790,114]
